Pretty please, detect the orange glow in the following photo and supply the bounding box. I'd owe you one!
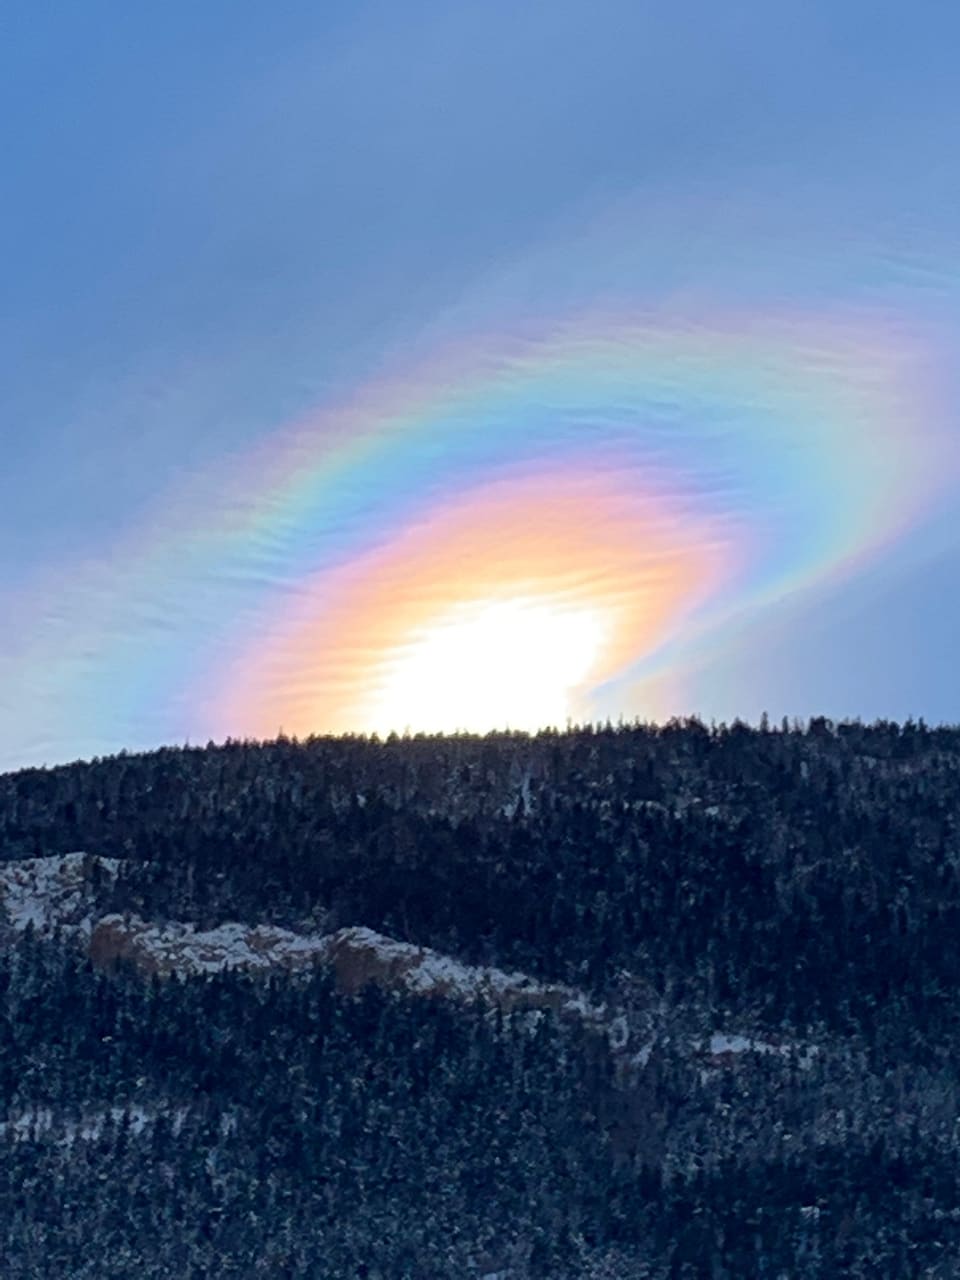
[230,468,735,737]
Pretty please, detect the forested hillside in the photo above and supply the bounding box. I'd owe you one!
[3,719,960,1276]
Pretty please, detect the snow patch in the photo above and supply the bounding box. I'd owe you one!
[0,852,121,937]
[693,1032,819,1070]
[0,1104,194,1146]
[89,915,331,975]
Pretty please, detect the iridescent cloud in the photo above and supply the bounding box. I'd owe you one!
[4,306,953,759]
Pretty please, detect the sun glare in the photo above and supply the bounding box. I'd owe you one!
[368,597,609,734]
[223,467,733,742]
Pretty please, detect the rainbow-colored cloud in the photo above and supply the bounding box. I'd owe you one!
[5,306,954,760]
[207,308,951,737]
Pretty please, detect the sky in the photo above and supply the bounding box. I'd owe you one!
[3,1,960,770]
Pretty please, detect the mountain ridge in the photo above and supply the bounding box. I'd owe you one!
[3,722,960,1276]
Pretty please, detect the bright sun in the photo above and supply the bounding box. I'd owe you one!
[368,596,610,734]
[229,467,728,742]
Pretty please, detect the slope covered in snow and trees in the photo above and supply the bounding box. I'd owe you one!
[3,719,960,1276]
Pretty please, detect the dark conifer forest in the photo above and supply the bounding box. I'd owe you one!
[3,719,960,1276]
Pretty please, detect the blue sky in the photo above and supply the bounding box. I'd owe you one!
[3,1,960,768]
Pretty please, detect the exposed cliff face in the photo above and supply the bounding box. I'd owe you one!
[86,913,609,1027]
[87,914,330,976]
[2,853,815,1076]
[317,925,601,1019]
[0,854,611,1033]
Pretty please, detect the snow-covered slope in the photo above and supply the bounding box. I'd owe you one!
[0,852,120,936]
